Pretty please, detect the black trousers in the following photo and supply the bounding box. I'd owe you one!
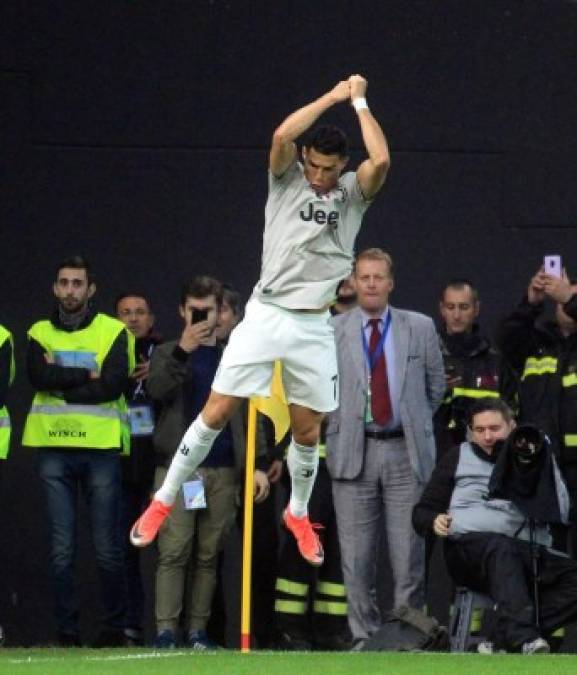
[445,533,577,650]
[275,460,348,641]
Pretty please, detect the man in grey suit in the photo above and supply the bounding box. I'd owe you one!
[326,247,445,647]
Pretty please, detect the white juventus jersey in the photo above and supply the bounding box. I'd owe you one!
[252,161,371,309]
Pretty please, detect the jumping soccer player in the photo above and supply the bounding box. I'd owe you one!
[131,74,390,565]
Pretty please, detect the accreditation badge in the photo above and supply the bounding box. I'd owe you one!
[128,403,154,437]
[182,477,207,510]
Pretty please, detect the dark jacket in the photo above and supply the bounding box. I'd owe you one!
[147,340,269,474]
[434,326,515,450]
[26,306,131,451]
[496,293,577,464]
[121,332,163,486]
[412,441,569,545]
[412,444,467,538]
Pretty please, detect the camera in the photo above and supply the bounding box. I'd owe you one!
[508,425,547,470]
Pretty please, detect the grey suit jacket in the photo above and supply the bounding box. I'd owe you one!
[326,306,445,484]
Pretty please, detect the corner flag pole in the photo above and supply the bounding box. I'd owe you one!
[240,400,257,652]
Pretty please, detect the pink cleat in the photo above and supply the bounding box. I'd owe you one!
[130,499,173,547]
[283,508,324,566]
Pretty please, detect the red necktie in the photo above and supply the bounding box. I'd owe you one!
[368,318,392,425]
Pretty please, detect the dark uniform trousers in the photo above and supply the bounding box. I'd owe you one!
[445,533,577,650]
[274,456,349,647]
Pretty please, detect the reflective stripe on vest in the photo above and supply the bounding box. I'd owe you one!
[29,404,128,421]
[562,373,577,388]
[22,314,134,453]
[565,434,577,448]
[450,387,500,400]
[521,356,558,380]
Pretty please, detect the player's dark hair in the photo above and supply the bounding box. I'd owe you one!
[304,125,349,158]
[55,254,95,285]
[180,276,223,308]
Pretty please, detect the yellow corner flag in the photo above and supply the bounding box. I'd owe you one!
[242,361,290,652]
[251,361,290,443]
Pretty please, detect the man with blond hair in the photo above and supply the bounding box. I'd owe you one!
[326,248,445,648]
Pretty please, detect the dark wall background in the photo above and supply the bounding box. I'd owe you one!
[1,0,577,646]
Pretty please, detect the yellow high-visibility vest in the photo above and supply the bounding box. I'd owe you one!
[0,325,15,459]
[22,314,135,454]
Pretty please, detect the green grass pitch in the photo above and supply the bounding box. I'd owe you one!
[2,649,577,675]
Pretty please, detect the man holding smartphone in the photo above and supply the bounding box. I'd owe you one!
[145,276,269,648]
[131,74,390,566]
[497,261,577,559]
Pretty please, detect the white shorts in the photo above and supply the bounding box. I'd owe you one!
[212,298,339,412]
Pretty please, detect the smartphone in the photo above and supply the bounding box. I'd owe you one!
[191,308,208,324]
[544,255,562,278]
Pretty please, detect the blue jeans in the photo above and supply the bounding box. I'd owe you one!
[119,482,150,631]
[37,450,126,636]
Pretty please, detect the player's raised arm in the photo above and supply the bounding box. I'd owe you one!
[350,75,390,200]
[269,80,351,178]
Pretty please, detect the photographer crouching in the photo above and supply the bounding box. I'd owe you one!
[412,398,577,654]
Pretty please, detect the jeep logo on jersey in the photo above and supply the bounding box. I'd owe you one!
[300,203,339,226]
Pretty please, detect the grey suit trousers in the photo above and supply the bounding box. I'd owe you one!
[332,437,425,641]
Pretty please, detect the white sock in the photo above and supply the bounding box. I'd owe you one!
[287,439,318,518]
[154,415,221,505]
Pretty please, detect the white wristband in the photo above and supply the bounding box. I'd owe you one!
[352,97,369,112]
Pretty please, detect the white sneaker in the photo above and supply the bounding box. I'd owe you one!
[477,640,506,654]
[477,641,494,654]
[522,637,550,655]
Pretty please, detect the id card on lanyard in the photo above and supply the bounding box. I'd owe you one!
[128,343,156,437]
[128,402,154,437]
[183,475,207,510]
[362,312,392,424]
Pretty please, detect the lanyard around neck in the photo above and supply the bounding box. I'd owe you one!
[361,312,392,373]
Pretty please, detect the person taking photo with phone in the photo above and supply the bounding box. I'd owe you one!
[145,276,270,648]
[497,261,577,562]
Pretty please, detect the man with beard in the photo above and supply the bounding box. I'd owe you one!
[23,255,134,647]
